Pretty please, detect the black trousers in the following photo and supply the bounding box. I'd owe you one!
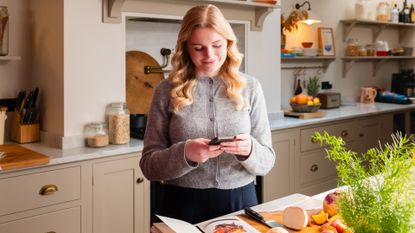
[155,182,258,224]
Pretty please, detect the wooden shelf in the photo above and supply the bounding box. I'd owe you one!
[0,56,21,61]
[103,0,278,31]
[341,19,415,43]
[341,56,415,77]
[281,56,336,70]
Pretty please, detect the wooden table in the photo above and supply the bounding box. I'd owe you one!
[151,191,332,233]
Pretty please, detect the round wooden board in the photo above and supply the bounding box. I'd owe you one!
[126,51,165,114]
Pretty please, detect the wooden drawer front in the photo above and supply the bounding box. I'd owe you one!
[0,166,81,216]
[298,150,337,187]
[0,206,80,233]
[300,121,356,152]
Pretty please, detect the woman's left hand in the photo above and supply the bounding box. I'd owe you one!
[219,133,252,156]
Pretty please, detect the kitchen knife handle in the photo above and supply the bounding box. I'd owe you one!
[244,207,264,221]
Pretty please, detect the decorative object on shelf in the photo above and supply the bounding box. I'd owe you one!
[0,6,9,56]
[355,0,374,20]
[301,42,312,48]
[318,27,335,56]
[313,132,415,233]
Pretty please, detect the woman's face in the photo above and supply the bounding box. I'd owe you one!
[187,27,228,77]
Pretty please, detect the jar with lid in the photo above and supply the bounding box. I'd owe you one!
[365,44,375,56]
[84,122,109,147]
[376,1,390,21]
[346,38,359,56]
[0,6,9,56]
[358,46,367,56]
[107,102,130,144]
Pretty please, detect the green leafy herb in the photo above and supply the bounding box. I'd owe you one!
[306,76,320,97]
[313,132,415,233]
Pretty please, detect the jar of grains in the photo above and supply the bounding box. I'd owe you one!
[84,122,109,147]
[107,102,130,144]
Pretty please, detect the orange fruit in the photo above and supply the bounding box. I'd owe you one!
[311,210,328,225]
[320,225,338,233]
[290,96,297,104]
[296,94,309,105]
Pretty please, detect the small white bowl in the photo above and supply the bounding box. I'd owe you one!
[303,48,318,56]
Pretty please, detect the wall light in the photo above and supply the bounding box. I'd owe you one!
[295,1,321,25]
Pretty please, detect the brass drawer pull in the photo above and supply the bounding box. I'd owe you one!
[310,164,319,172]
[46,232,57,233]
[136,177,144,184]
[359,133,364,137]
[39,184,58,196]
[341,130,348,137]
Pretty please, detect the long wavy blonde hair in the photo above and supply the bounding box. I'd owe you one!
[169,4,245,112]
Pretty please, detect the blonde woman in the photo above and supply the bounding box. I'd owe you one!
[140,4,275,224]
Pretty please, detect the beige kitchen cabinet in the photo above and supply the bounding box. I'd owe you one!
[353,114,394,154]
[263,113,394,198]
[92,155,150,233]
[263,129,298,202]
[0,152,150,233]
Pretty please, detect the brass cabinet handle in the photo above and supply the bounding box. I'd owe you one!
[136,177,144,184]
[46,232,57,233]
[341,130,348,137]
[359,133,364,137]
[310,164,319,172]
[39,184,58,196]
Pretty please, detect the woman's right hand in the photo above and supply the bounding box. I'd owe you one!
[184,138,223,163]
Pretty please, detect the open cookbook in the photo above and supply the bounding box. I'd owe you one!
[156,215,261,233]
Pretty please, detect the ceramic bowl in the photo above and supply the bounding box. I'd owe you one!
[302,42,313,48]
[290,103,321,113]
[303,48,318,56]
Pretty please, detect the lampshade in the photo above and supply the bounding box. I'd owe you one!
[295,1,321,25]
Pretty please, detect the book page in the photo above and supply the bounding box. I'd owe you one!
[156,215,202,233]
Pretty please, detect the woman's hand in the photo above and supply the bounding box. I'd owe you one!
[184,138,223,163]
[219,134,252,156]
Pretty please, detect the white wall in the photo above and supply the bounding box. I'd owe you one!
[281,0,415,108]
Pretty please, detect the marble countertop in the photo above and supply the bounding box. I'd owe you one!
[2,102,415,174]
[270,102,415,130]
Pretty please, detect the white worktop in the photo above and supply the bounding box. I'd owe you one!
[1,102,415,174]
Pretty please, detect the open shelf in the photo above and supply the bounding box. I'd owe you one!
[281,56,336,70]
[0,56,21,61]
[341,19,415,43]
[103,0,278,31]
[341,56,415,77]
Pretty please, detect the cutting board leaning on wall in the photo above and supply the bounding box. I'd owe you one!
[126,51,165,114]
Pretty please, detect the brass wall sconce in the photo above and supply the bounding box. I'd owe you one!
[295,1,321,25]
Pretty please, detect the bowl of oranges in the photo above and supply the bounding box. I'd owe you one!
[290,94,321,113]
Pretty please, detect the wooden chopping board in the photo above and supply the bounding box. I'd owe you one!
[126,51,165,114]
[284,110,326,119]
[238,210,322,233]
[0,144,49,170]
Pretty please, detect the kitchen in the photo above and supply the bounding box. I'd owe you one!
[0,0,415,232]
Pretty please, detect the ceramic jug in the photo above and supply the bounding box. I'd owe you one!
[360,87,377,104]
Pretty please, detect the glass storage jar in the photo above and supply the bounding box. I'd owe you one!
[0,6,9,56]
[346,38,359,56]
[376,1,390,21]
[107,102,130,144]
[84,122,109,147]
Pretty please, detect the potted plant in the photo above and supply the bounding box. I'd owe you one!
[306,76,320,97]
[313,132,415,233]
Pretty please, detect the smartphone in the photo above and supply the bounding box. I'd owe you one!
[208,136,236,145]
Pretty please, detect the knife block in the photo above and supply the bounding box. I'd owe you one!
[11,112,40,143]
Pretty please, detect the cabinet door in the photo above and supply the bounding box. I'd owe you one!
[93,155,150,233]
[263,130,297,202]
[355,114,393,154]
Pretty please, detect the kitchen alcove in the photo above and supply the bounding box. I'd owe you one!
[104,0,279,31]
